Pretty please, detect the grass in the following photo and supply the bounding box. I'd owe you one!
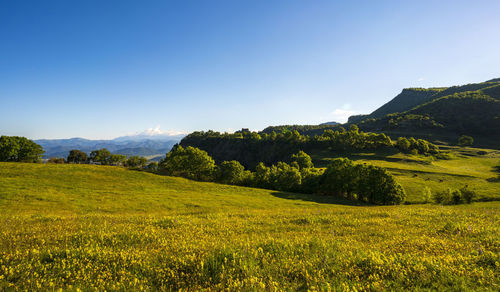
[311,146,500,203]
[0,162,499,290]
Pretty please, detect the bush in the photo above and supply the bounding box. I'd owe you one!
[458,135,473,146]
[422,186,432,203]
[146,161,159,173]
[433,189,452,204]
[126,156,148,169]
[451,189,463,204]
[459,186,476,204]
[47,157,65,164]
[110,154,127,166]
[433,187,475,205]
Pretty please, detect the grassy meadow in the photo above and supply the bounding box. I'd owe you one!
[311,146,500,203]
[0,161,499,290]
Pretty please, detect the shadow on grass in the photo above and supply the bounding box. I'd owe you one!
[270,191,370,206]
[311,148,430,168]
[487,165,500,182]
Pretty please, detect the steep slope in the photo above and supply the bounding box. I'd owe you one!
[369,88,445,119]
[360,79,500,121]
[355,79,500,146]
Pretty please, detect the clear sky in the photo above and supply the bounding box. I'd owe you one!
[1,0,499,139]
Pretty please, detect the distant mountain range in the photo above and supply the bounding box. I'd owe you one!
[36,130,185,159]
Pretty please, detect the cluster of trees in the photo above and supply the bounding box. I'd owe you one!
[180,127,438,169]
[359,90,500,139]
[66,148,151,169]
[432,186,476,205]
[0,136,44,162]
[158,146,406,205]
[395,137,439,154]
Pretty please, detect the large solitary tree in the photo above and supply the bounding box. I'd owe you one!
[0,136,44,162]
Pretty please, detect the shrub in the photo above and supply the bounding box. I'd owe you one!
[458,135,473,146]
[451,189,463,204]
[47,157,65,164]
[422,186,432,203]
[110,154,127,166]
[146,161,159,172]
[126,156,148,169]
[433,189,452,204]
[459,186,476,204]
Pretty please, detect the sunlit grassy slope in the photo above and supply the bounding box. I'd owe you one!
[311,146,500,203]
[0,162,499,291]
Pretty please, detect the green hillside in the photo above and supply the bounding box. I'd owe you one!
[364,79,500,120]
[356,80,500,147]
[309,146,500,203]
[0,162,499,290]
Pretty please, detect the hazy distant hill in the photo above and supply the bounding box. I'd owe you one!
[36,133,184,159]
[319,121,340,126]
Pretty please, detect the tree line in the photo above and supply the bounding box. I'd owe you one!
[66,148,157,170]
[180,126,439,169]
[0,136,157,170]
[158,145,406,205]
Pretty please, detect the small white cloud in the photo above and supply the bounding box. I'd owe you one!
[341,103,352,110]
[331,108,357,123]
[418,77,425,81]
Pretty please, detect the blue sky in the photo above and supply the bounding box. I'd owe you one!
[1,0,499,139]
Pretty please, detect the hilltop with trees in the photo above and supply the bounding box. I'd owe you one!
[349,79,500,148]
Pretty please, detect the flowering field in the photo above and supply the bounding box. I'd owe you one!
[0,162,499,290]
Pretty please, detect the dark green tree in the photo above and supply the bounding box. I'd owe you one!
[270,162,301,192]
[458,135,473,146]
[146,161,159,172]
[356,165,406,205]
[0,136,44,162]
[67,149,88,164]
[89,148,112,165]
[291,151,313,169]
[320,158,359,198]
[216,160,247,185]
[396,137,411,152]
[126,156,148,169]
